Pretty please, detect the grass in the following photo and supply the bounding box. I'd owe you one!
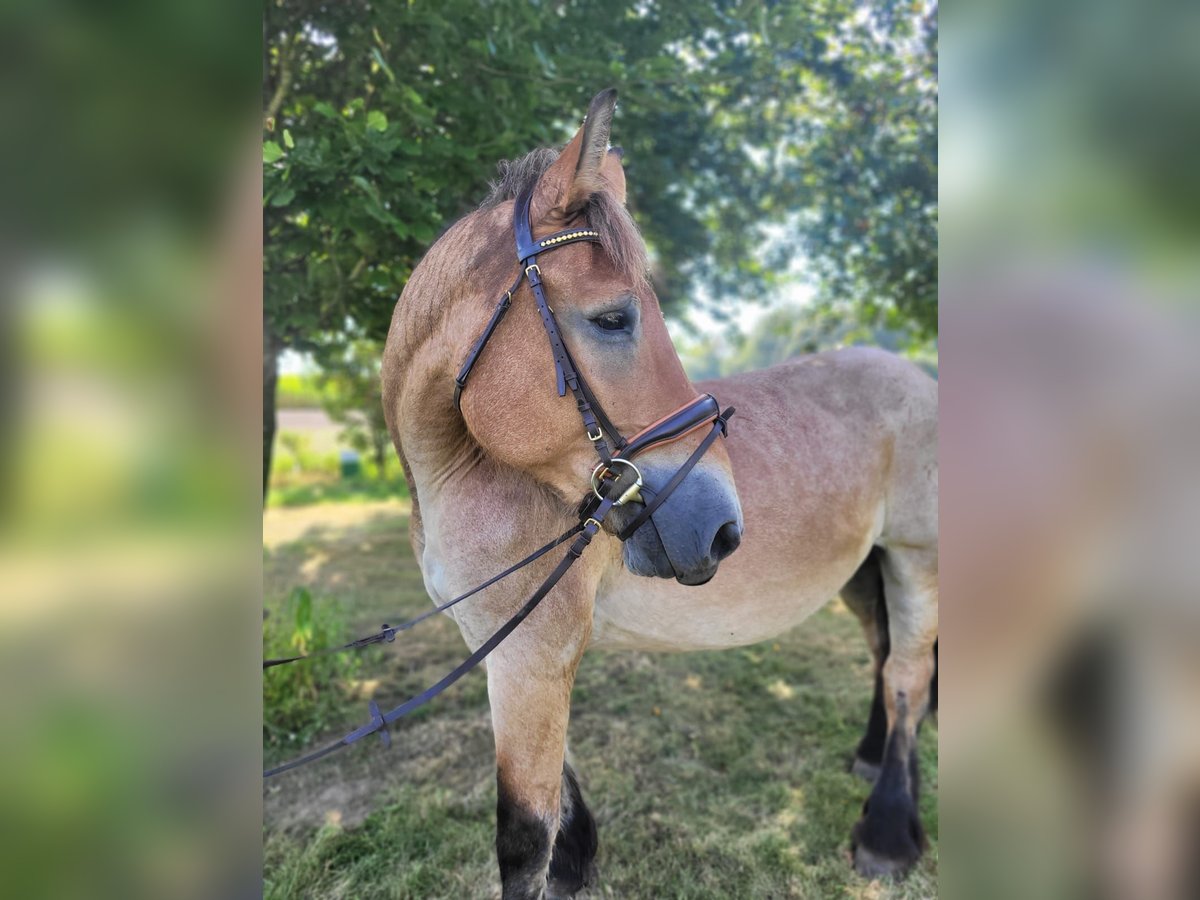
[267,475,410,509]
[263,501,937,899]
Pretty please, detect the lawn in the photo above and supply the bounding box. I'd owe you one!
[263,499,937,899]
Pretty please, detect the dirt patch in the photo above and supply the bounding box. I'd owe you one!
[263,499,411,549]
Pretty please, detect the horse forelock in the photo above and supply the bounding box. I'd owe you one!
[481,147,648,288]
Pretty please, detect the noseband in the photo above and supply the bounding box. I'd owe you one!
[263,187,735,779]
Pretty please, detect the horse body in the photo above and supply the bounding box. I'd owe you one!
[592,348,934,653]
[382,91,937,898]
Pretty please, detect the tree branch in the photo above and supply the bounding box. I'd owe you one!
[264,34,294,126]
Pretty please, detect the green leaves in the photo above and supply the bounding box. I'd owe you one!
[366,109,388,133]
[263,0,936,358]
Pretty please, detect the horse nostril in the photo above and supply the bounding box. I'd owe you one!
[710,521,742,562]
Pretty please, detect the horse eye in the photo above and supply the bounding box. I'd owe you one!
[593,310,629,332]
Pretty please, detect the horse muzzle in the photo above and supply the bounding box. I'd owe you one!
[611,462,743,585]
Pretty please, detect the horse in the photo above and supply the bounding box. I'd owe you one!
[381,89,938,898]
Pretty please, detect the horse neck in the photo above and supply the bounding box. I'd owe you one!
[387,320,565,578]
[385,217,521,509]
[385,305,480,499]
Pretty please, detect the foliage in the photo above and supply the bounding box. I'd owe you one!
[263,586,377,755]
[264,0,938,358]
[779,3,939,338]
[314,338,393,476]
[275,431,316,474]
[268,474,410,508]
[269,420,409,507]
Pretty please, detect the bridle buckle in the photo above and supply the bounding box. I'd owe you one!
[524,263,541,278]
[587,427,603,442]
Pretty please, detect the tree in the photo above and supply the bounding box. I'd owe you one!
[314,339,392,478]
[262,0,938,492]
[777,3,938,340]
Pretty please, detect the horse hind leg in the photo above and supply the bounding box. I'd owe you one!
[840,547,890,783]
[851,545,938,878]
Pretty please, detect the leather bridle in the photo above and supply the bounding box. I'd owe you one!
[263,186,734,779]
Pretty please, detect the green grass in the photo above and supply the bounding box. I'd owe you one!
[267,475,410,509]
[264,502,937,899]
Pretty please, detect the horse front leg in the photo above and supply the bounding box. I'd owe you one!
[483,594,596,900]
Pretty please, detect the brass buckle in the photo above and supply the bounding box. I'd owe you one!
[587,427,603,442]
[583,517,603,531]
[525,264,541,278]
[590,458,643,506]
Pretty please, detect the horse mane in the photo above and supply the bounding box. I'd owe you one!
[480,147,648,283]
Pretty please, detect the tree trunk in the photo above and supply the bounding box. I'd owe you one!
[263,326,281,503]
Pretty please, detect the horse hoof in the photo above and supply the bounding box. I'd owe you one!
[852,841,918,879]
[850,809,924,879]
[546,862,595,899]
[850,756,882,782]
[546,877,587,900]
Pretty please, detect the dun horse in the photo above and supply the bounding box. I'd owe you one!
[381,90,938,898]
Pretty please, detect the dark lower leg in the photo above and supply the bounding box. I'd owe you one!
[850,560,891,779]
[853,669,889,780]
[851,546,936,878]
[852,698,927,877]
[547,763,598,898]
[497,777,555,900]
[851,641,934,878]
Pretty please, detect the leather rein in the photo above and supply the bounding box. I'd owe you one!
[263,186,734,779]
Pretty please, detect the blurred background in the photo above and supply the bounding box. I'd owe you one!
[4,0,1198,897]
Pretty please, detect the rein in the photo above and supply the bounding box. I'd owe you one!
[264,187,734,780]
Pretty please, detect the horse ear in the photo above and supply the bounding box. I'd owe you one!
[601,146,627,206]
[535,89,621,222]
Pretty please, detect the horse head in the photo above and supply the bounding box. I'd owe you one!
[415,90,744,585]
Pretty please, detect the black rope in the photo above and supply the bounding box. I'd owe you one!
[264,521,585,669]
[264,497,616,779]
